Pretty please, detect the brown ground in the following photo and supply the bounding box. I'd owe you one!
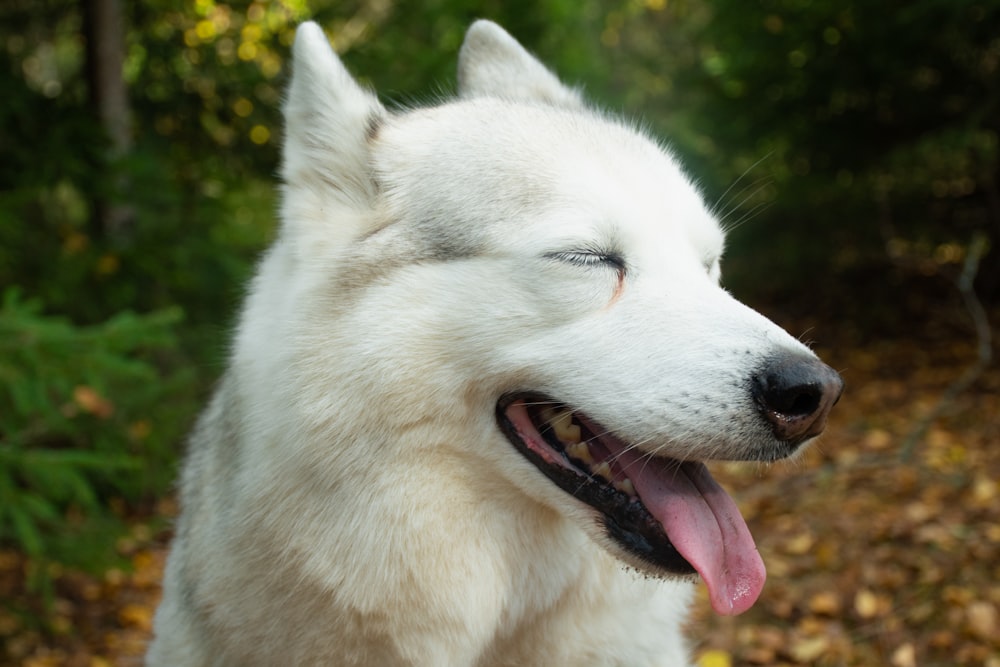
[2,294,998,667]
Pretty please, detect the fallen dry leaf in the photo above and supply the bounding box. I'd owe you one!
[789,635,830,663]
[808,590,841,616]
[891,643,917,667]
[967,601,998,641]
[697,649,733,667]
[853,589,879,619]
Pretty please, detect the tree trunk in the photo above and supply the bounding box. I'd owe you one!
[83,0,132,240]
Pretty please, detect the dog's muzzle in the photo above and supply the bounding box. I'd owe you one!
[494,355,842,617]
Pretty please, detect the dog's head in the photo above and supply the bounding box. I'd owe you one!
[264,21,842,617]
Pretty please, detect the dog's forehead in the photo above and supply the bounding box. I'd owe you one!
[375,100,723,258]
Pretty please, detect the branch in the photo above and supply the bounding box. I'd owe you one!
[900,232,993,463]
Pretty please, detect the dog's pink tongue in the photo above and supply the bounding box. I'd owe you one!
[616,451,765,615]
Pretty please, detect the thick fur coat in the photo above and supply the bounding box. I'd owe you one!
[146,20,841,667]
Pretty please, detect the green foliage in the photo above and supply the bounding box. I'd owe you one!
[0,7,275,329]
[308,0,608,97]
[605,0,1000,298]
[0,290,192,579]
[0,0,277,593]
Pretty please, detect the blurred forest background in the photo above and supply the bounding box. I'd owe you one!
[1,0,998,665]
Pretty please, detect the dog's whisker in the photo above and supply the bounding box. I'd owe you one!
[719,182,774,233]
[723,199,774,235]
[716,175,772,226]
[712,152,773,221]
[716,174,773,227]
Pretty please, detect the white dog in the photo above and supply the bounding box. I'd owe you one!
[146,20,842,666]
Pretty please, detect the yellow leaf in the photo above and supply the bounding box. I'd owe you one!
[890,642,916,667]
[854,589,879,618]
[972,475,997,505]
[250,124,270,144]
[967,601,997,640]
[697,649,732,667]
[783,531,814,555]
[808,590,841,616]
[863,428,892,449]
[118,602,154,631]
[790,636,830,662]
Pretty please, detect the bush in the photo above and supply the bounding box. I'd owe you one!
[0,289,195,584]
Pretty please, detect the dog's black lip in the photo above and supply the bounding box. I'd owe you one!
[495,392,696,576]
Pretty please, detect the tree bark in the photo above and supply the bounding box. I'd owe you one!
[83,0,132,240]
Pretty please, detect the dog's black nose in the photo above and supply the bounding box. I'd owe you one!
[753,354,843,444]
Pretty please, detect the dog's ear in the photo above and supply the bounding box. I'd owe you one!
[457,20,583,108]
[281,22,384,208]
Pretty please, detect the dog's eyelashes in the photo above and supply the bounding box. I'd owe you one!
[546,250,626,271]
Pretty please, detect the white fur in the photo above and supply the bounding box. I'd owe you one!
[147,20,821,666]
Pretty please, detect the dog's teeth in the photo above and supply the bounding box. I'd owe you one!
[566,441,594,465]
[592,461,612,481]
[613,478,635,496]
[551,410,582,444]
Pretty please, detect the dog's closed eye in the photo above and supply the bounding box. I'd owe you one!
[546,249,626,272]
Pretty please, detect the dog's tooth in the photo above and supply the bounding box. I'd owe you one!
[550,409,571,429]
[551,410,582,444]
[562,424,582,443]
[566,441,594,465]
[613,478,635,496]
[592,461,612,481]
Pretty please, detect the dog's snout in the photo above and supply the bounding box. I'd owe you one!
[753,354,844,445]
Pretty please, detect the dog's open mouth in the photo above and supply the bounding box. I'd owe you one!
[496,393,766,616]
